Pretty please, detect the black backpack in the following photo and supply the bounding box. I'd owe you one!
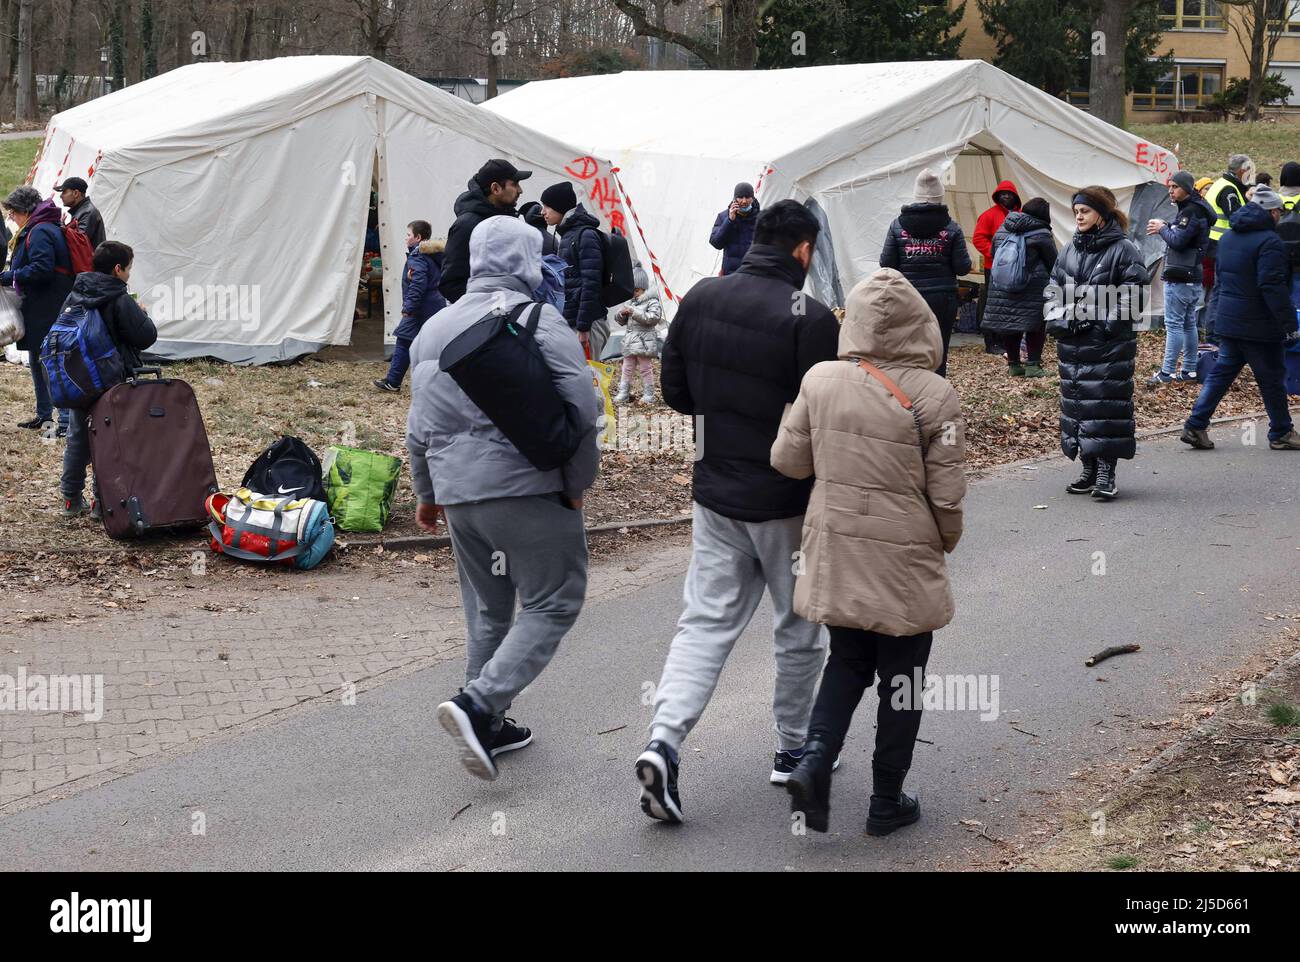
[242,436,326,501]
[581,227,636,307]
[440,302,586,471]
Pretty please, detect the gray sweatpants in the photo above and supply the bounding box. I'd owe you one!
[444,493,588,719]
[650,502,828,753]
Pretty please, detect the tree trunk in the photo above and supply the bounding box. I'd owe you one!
[720,0,757,69]
[142,0,158,80]
[240,6,255,61]
[15,0,32,121]
[1244,1,1267,121]
[485,0,499,100]
[110,0,127,90]
[1089,0,1131,127]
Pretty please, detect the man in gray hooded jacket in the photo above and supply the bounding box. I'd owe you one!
[407,215,601,781]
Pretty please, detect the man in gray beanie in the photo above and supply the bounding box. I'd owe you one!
[1183,183,1300,451]
[878,168,972,375]
[1146,170,1217,383]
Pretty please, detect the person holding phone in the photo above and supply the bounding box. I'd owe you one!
[709,182,762,275]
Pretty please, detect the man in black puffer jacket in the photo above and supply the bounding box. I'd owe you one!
[879,170,972,376]
[634,201,840,826]
[1045,186,1148,501]
[58,241,158,519]
[439,159,529,304]
[543,181,606,354]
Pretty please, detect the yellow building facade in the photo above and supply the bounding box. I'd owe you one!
[950,0,1300,121]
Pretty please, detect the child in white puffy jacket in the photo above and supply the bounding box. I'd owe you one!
[613,267,662,404]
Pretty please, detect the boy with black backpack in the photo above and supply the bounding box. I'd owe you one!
[59,241,157,518]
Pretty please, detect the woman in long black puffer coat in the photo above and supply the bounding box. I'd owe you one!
[981,197,1057,378]
[1045,185,1147,501]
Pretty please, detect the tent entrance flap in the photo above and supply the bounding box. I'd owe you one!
[947,142,1015,280]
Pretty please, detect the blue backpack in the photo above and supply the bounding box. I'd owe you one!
[534,253,568,313]
[39,304,125,409]
[989,233,1031,292]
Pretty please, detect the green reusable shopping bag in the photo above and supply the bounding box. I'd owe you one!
[322,445,403,533]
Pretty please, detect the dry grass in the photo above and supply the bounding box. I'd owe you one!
[1130,121,1300,183]
[0,331,1286,568]
[1020,626,1300,872]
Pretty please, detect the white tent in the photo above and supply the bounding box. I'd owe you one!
[486,61,1178,313]
[30,56,628,363]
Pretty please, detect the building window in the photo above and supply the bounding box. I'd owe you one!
[1159,0,1224,29]
[1267,0,1300,32]
[1131,63,1224,109]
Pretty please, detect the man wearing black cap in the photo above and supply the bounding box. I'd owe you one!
[709,182,761,275]
[439,159,530,303]
[54,177,105,249]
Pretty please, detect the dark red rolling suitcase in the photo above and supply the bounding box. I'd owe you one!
[87,367,219,539]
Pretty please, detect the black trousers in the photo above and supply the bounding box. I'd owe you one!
[807,626,934,784]
[922,290,958,377]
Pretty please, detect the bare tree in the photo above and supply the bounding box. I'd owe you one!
[1088,0,1134,126]
[1221,0,1291,121]
[613,0,756,68]
[16,0,34,120]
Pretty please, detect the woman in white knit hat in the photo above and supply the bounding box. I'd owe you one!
[878,169,972,376]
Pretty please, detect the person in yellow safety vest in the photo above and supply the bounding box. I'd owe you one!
[1202,154,1253,344]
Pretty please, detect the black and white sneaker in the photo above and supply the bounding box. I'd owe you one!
[636,740,683,824]
[436,692,498,780]
[489,717,533,757]
[770,747,841,785]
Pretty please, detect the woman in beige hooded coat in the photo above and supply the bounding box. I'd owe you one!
[771,267,966,836]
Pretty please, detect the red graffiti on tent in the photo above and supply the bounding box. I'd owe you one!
[565,156,600,180]
[87,149,103,180]
[588,174,622,215]
[1135,142,1174,177]
[608,210,627,233]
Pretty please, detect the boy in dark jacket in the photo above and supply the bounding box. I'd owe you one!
[59,241,158,518]
[1147,171,1215,383]
[879,169,972,376]
[543,181,605,353]
[375,219,445,392]
[634,201,840,825]
[708,182,761,276]
[1182,187,1300,451]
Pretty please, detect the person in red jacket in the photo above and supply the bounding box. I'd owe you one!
[974,180,1021,355]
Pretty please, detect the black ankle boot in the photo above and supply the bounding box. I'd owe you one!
[1066,457,1097,495]
[1091,458,1117,500]
[867,766,920,837]
[786,740,835,833]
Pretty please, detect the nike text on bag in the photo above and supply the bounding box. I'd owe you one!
[39,304,126,408]
[440,302,586,472]
[583,227,636,307]
[242,436,326,502]
[206,489,334,570]
[322,445,403,533]
[989,233,1031,292]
